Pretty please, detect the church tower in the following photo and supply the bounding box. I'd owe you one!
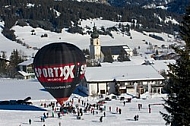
[89,25,101,61]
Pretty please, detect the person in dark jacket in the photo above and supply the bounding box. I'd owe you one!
[100,116,103,122]
[103,111,106,117]
[29,119,31,124]
[119,108,121,114]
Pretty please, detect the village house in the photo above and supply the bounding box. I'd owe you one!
[85,64,165,98]
[17,58,35,79]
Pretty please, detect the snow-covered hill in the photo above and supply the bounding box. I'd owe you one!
[0,19,181,59]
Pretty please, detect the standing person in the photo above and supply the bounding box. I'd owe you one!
[123,101,125,106]
[109,106,111,112]
[29,119,31,125]
[58,112,61,118]
[103,111,106,117]
[43,113,46,118]
[52,111,54,117]
[134,115,139,121]
[148,104,151,113]
[41,116,43,122]
[46,112,49,118]
[79,108,83,116]
[138,104,141,111]
[134,115,137,121]
[116,107,118,113]
[82,100,84,106]
[136,115,139,120]
[104,106,106,111]
[138,104,142,111]
[100,116,103,122]
[119,108,121,114]
[149,107,151,113]
[59,122,61,126]
[71,98,74,105]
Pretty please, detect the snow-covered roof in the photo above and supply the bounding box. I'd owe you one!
[151,59,176,72]
[100,61,137,67]
[18,71,31,76]
[85,65,164,82]
[18,71,35,77]
[18,58,33,66]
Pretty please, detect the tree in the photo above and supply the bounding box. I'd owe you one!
[7,49,24,78]
[160,6,190,126]
[0,51,7,76]
[117,49,130,61]
[103,49,113,63]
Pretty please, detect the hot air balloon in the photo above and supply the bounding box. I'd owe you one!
[33,42,86,105]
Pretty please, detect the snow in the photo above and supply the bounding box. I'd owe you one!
[0,18,176,126]
[85,65,164,82]
[0,18,180,59]
[0,79,167,126]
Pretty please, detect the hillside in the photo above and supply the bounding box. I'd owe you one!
[0,0,181,39]
[0,0,184,60]
[101,0,190,14]
[0,18,181,60]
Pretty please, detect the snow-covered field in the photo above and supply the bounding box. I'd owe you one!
[0,79,167,126]
[0,18,175,126]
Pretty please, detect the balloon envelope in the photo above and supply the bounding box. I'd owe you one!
[33,42,86,105]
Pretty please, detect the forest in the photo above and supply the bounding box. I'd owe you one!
[0,0,182,40]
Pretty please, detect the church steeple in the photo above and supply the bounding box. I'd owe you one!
[91,25,99,39]
[89,24,101,62]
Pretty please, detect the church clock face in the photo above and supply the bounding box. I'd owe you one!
[96,41,99,45]
[95,39,100,45]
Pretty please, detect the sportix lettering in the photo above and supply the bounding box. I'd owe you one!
[34,64,86,82]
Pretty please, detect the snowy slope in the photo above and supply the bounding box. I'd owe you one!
[0,19,179,59]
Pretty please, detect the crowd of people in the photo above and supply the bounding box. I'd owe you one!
[24,95,146,125]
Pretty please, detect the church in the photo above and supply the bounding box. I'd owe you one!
[89,25,132,64]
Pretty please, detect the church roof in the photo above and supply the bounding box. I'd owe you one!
[91,26,99,39]
[101,45,126,55]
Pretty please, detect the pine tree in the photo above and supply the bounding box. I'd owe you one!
[103,49,113,63]
[117,49,130,62]
[7,49,24,78]
[0,51,7,76]
[160,6,190,126]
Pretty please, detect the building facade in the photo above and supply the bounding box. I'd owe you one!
[85,65,165,98]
